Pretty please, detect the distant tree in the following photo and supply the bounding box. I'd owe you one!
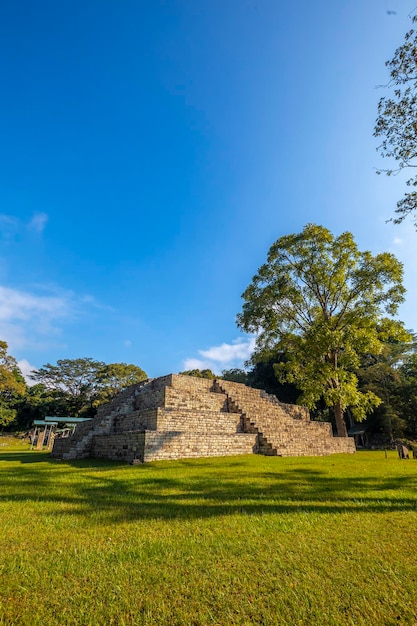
[397,352,417,437]
[375,15,417,228]
[31,357,148,416]
[221,368,248,384]
[237,224,409,437]
[31,358,104,415]
[0,341,26,397]
[356,339,414,440]
[0,341,26,429]
[97,363,147,402]
[13,383,64,430]
[179,369,216,379]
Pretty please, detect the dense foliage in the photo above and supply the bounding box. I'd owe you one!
[179,369,216,379]
[0,350,147,430]
[0,341,26,428]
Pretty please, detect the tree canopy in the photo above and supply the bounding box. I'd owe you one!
[30,358,147,417]
[179,369,216,379]
[221,368,248,384]
[237,224,409,436]
[96,362,148,402]
[375,15,417,228]
[0,341,25,397]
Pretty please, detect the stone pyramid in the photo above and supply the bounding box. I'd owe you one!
[51,374,355,462]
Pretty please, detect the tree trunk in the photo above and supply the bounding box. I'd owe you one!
[334,400,348,437]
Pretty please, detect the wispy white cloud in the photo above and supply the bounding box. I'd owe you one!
[0,214,20,241]
[79,294,115,312]
[17,359,38,385]
[182,357,214,371]
[183,337,256,374]
[0,284,72,352]
[0,214,19,228]
[0,212,49,239]
[200,338,256,363]
[0,286,67,322]
[28,212,48,233]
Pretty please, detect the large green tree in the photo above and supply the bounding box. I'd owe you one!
[237,224,409,437]
[374,15,417,228]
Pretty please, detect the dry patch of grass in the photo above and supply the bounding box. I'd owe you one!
[0,446,416,625]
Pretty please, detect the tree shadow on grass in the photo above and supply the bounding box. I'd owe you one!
[0,451,54,464]
[1,450,416,522]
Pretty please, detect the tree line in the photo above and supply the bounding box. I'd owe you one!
[0,345,147,430]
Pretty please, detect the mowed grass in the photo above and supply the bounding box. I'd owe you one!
[0,442,416,626]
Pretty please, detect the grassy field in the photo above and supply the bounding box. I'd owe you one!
[0,438,416,625]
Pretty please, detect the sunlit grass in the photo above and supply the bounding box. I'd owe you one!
[1,441,416,625]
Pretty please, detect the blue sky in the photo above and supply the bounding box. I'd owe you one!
[1,0,416,381]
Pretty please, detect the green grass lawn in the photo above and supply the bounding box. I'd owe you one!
[0,440,416,625]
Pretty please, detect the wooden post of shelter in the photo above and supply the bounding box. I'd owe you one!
[36,426,46,450]
[47,429,55,451]
[30,426,37,450]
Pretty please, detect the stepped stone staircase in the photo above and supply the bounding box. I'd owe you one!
[51,374,355,463]
[215,380,355,456]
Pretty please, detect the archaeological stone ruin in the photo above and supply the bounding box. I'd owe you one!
[51,374,356,462]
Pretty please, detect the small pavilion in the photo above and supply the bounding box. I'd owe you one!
[31,416,92,450]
